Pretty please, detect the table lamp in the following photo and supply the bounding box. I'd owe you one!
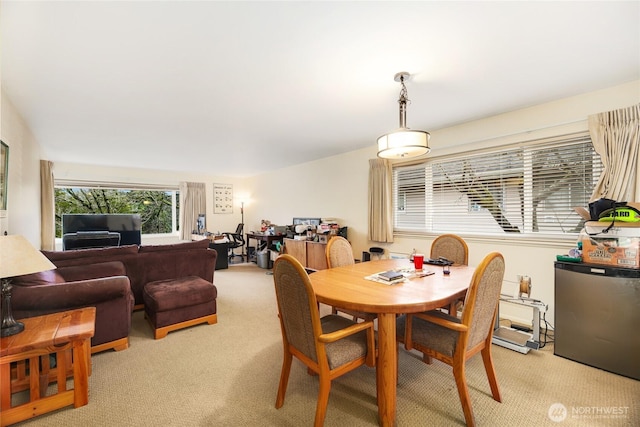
[1,235,56,337]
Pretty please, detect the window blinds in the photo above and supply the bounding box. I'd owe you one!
[393,133,602,236]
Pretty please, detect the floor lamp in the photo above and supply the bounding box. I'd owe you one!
[240,201,245,260]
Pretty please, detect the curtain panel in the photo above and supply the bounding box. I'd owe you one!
[179,182,206,241]
[40,160,55,250]
[589,103,640,202]
[368,158,394,243]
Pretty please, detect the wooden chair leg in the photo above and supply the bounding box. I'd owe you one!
[275,352,292,408]
[481,346,502,402]
[448,301,459,316]
[314,375,331,427]
[403,315,414,351]
[395,343,399,385]
[453,360,475,427]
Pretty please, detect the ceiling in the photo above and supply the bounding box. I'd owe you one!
[2,1,639,177]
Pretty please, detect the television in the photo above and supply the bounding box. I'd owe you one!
[62,214,142,245]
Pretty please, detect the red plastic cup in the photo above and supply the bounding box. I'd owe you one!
[414,254,424,271]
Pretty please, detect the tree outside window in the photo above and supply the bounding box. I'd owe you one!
[55,188,179,238]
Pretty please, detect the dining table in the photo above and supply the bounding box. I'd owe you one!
[308,258,476,427]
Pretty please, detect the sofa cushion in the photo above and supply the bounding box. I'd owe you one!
[138,239,209,253]
[57,261,127,282]
[11,269,65,287]
[143,276,217,312]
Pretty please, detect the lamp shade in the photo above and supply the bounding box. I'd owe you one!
[0,235,56,279]
[377,129,431,159]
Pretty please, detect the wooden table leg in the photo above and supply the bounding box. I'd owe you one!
[72,340,90,408]
[0,362,10,411]
[376,313,397,427]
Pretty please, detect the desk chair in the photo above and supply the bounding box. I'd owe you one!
[397,252,505,427]
[223,223,245,263]
[273,255,376,426]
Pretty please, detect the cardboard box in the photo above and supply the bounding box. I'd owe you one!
[584,221,640,237]
[581,230,640,268]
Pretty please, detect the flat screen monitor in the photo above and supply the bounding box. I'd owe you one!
[62,214,142,245]
[292,217,322,226]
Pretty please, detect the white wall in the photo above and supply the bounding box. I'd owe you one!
[247,80,640,326]
[246,147,371,243]
[0,92,43,246]
[5,80,640,326]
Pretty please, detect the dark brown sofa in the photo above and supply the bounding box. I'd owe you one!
[11,239,218,353]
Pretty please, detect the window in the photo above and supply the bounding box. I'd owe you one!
[393,133,602,237]
[54,183,180,238]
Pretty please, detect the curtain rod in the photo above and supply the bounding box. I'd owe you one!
[54,179,178,191]
[452,118,588,148]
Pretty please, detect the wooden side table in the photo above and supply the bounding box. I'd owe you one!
[0,307,96,426]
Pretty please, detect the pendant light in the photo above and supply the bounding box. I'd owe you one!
[377,72,430,159]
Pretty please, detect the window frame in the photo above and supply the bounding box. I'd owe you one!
[54,180,180,239]
[392,131,602,245]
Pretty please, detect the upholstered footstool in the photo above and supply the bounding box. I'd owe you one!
[143,276,217,339]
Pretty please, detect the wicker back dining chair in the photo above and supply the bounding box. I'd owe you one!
[430,233,469,265]
[272,254,376,427]
[431,234,469,314]
[325,236,355,268]
[396,252,505,427]
[325,237,376,322]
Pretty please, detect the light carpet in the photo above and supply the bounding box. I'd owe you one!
[13,263,640,426]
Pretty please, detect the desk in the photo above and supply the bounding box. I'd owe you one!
[191,234,229,270]
[245,233,285,263]
[309,259,474,427]
[1,307,96,426]
[210,241,229,270]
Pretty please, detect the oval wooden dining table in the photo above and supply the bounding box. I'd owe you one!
[309,258,475,427]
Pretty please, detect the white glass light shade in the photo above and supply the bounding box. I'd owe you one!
[377,129,431,159]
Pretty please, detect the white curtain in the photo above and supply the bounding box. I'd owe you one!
[368,158,394,243]
[40,160,55,250]
[589,103,640,202]
[179,182,206,241]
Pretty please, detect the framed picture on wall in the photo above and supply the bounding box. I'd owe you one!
[214,183,233,214]
[0,141,8,211]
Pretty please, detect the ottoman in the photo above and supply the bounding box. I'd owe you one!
[143,276,218,339]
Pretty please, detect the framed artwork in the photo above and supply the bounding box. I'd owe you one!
[214,183,233,214]
[0,141,8,211]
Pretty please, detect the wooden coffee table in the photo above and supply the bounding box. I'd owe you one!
[0,307,96,426]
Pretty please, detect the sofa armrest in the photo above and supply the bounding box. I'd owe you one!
[12,276,132,314]
[12,276,135,349]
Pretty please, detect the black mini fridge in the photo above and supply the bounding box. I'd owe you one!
[554,261,640,380]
